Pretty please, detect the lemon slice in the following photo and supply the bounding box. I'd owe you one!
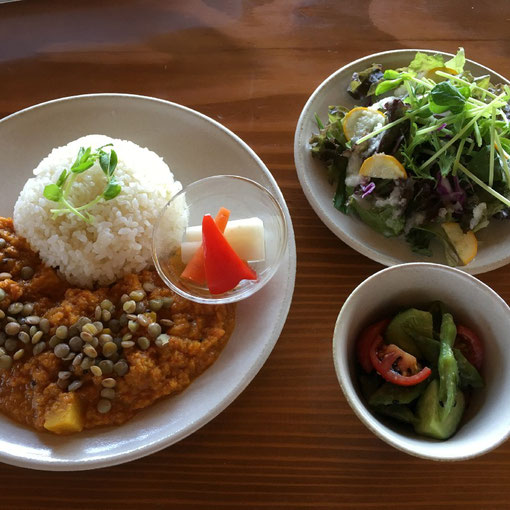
[342,107,386,141]
[425,67,458,83]
[359,154,407,179]
[441,222,478,265]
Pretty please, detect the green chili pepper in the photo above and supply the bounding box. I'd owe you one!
[411,334,483,389]
[438,313,459,416]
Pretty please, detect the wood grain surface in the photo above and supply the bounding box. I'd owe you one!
[1,1,510,508]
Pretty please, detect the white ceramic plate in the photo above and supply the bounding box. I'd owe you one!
[294,49,510,274]
[0,94,296,470]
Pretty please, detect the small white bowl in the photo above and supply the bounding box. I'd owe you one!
[152,175,288,304]
[294,49,510,274]
[333,262,510,461]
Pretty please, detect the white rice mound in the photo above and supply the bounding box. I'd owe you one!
[13,134,185,288]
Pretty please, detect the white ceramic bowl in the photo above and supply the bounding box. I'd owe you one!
[333,263,510,461]
[153,175,288,304]
[294,49,510,274]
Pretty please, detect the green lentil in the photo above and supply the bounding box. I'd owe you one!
[102,341,118,357]
[20,266,35,280]
[137,336,150,350]
[98,359,114,375]
[143,282,155,293]
[102,378,116,388]
[83,345,98,358]
[92,321,103,334]
[82,323,97,336]
[13,349,24,361]
[90,365,102,377]
[32,342,46,356]
[68,380,83,392]
[48,335,61,348]
[97,399,112,413]
[99,333,113,345]
[128,320,139,333]
[81,356,94,370]
[31,331,43,344]
[0,355,12,370]
[58,371,71,380]
[123,300,136,313]
[29,325,38,337]
[101,309,112,322]
[55,325,69,339]
[0,289,5,301]
[129,290,146,302]
[54,343,70,358]
[0,239,6,249]
[25,315,40,325]
[113,359,129,376]
[39,318,50,333]
[72,353,84,367]
[162,297,174,308]
[18,331,30,344]
[100,388,116,399]
[147,323,161,338]
[69,336,83,352]
[137,314,150,327]
[22,304,35,317]
[0,272,12,281]
[3,341,15,355]
[149,299,163,312]
[101,299,113,311]
[7,302,23,315]
[120,294,130,304]
[121,340,135,349]
[80,331,94,343]
[75,316,91,330]
[5,323,20,336]
[94,305,102,320]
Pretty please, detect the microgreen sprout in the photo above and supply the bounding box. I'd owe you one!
[43,144,121,224]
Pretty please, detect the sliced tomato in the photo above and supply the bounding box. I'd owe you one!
[356,318,391,373]
[369,335,432,386]
[455,325,483,371]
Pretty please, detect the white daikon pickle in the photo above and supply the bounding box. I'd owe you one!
[181,217,265,264]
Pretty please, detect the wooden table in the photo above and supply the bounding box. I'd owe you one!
[1,1,510,508]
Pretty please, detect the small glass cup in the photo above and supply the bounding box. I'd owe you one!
[152,175,288,304]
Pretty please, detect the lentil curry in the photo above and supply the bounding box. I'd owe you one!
[0,217,235,434]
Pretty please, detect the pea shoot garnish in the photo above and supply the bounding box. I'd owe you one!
[43,145,121,223]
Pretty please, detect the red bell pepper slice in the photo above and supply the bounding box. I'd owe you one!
[369,335,432,386]
[181,207,230,285]
[202,214,257,294]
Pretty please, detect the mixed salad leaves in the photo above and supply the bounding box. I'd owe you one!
[310,49,510,265]
[357,302,484,439]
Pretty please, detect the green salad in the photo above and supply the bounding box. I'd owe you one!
[310,49,510,266]
[357,302,484,439]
